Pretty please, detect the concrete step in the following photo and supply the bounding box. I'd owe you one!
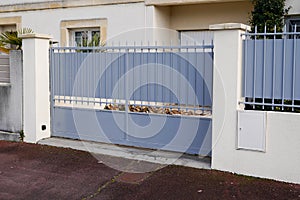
[38,137,211,170]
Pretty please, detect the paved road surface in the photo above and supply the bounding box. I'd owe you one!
[0,141,299,200]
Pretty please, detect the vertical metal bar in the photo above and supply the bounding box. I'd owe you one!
[78,49,81,104]
[140,42,142,106]
[99,48,102,106]
[281,25,287,110]
[86,49,89,104]
[92,52,98,110]
[81,50,84,105]
[49,48,54,135]
[92,47,98,107]
[70,48,73,105]
[244,29,248,106]
[202,40,205,114]
[170,42,173,109]
[90,48,93,105]
[50,48,53,100]
[186,45,189,112]
[110,46,113,106]
[104,46,107,106]
[272,25,277,110]
[118,42,121,106]
[194,43,197,113]
[262,25,267,109]
[292,24,297,111]
[54,49,57,103]
[72,49,75,104]
[76,48,79,105]
[64,49,67,103]
[87,49,90,105]
[253,26,258,109]
[67,49,70,104]
[74,48,77,104]
[211,38,214,114]
[133,42,136,107]
[162,45,165,107]
[125,46,129,140]
[147,42,150,106]
[53,49,56,103]
[58,49,62,103]
[155,42,158,108]
[57,49,63,102]
[178,45,181,111]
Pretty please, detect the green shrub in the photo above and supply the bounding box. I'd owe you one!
[250,0,290,33]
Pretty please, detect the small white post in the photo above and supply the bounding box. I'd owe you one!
[20,34,52,143]
[209,23,250,171]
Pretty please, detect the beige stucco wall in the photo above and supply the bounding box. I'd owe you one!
[154,6,171,28]
[0,3,148,46]
[170,1,253,30]
[287,0,300,15]
[0,0,144,13]
[146,0,249,6]
[153,6,180,45]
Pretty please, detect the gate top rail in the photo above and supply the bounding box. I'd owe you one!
[242,32,300,37]
[241,24,300,38]
[50,44,214,51]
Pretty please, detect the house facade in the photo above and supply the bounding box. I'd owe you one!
[0,0,299,46]
[0,0,297,46]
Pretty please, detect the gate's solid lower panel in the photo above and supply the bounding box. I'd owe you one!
[52,107,211,156]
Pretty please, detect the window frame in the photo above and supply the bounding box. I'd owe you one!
[285,15,300,34]
[69,28,101,47]
[60,18,107,47]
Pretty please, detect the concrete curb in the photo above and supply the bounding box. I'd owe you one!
[39,137,211,170]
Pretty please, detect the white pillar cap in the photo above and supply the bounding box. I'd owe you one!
[19,33,52,40]
[209,23,251,31]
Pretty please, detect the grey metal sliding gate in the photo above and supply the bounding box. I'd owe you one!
[50,44,213,155]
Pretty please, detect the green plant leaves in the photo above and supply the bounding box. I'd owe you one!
[250,0,290,33]
[0,28,34,54]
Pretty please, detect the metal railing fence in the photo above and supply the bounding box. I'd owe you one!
[241,25,300,112]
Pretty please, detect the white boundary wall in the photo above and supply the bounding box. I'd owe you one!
[210,23,300,184]
[0,51,23,133]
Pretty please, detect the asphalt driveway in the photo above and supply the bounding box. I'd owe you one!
[0,141,299,200]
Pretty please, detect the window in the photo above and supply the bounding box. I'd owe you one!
[70,29,100,47]
[60,18,107,47]
[286,16,300,38]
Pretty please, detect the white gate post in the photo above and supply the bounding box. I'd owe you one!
[209,23,250,171]
[20,34,52,143]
